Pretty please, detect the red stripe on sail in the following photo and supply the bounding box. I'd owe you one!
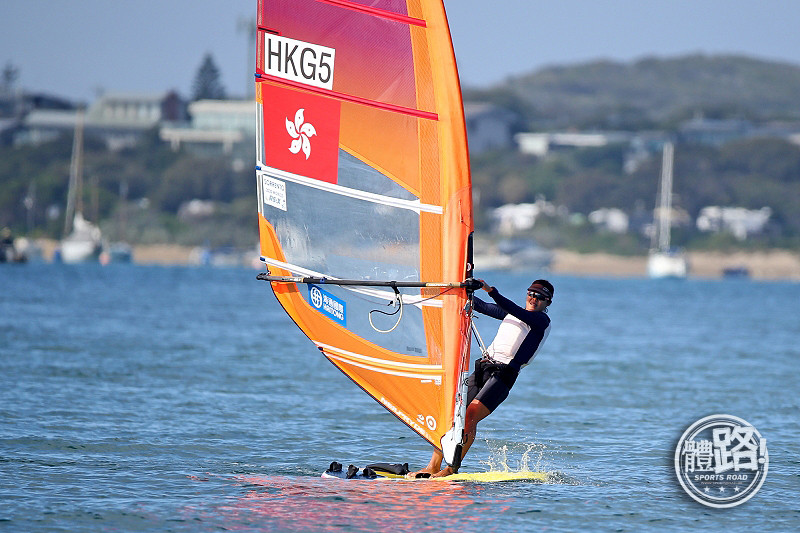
[256,72,438,121]
[314,0,427,27]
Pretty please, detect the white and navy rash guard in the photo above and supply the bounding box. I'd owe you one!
[473,288,551,373]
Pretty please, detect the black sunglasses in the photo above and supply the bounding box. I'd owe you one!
[527,291,550,301]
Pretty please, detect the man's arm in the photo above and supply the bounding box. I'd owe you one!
[472,295,507,320]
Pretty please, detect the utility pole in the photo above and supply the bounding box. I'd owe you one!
[237,16,257,99]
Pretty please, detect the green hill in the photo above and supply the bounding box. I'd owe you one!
[466,54,800,129]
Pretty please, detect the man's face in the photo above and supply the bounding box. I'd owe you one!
[526,284,551,312]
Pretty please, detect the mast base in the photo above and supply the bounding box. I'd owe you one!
[441,427,464,472]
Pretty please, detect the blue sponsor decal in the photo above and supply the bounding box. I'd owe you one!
[308,285,346,326]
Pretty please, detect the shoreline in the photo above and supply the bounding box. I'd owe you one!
[30,239,800,281]
[549,249,800,281]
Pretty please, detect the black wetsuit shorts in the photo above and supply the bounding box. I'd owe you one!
[466,359,518,413]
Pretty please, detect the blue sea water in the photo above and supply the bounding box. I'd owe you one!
[1,263,799,532]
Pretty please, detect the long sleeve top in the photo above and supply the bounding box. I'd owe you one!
[473,288,551,372]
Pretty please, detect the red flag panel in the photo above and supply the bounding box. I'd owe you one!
[262,84,341,184]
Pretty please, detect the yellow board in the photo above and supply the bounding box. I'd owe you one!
[369,470,549,482]
[430,471,548,483]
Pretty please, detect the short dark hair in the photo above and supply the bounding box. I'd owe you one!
[531,279,554,300]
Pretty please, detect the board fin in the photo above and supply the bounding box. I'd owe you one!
[449,443,463,473]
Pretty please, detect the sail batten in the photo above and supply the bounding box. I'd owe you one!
[255,73,439,120]
[256,0,473,463]
[257,166,443,213]
[318,342,443,370]
[314,0,427,27]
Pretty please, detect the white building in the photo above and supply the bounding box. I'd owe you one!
[18,91,186,149]
[588,208,629,234]
[696,206,772,240]
[160,99,255,159]
[490,199,558,235]
[516,131,632,157]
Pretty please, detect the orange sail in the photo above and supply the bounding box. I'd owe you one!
[255,0,473,465]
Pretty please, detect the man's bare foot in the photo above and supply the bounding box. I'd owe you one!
[405,469,436,479]
[430,466,453,478]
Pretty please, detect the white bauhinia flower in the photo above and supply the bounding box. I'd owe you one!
[286,108,316,160]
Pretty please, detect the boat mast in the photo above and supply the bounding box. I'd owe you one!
[63,107,85,237]
[655,141,674,252]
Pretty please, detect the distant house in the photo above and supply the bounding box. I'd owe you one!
[588,208,629,234]
[677,117,751,146]
[17,108,77,145]
[17,90,187,150]
[490,199,558,235]
[463,102,517,154]
[159,99,255,160]
[0,90,74,146]
[515,131,632,157]
[90,91,185,125]
[696,206,772,240]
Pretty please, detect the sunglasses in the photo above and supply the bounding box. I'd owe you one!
[527,291,550,301]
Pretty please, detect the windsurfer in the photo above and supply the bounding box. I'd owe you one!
[407,278,554,478]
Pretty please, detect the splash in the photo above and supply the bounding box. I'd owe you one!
[474,439,579,485]
[479,440,547,474]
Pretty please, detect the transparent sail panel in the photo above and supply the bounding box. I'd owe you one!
[260,147,422,281]
[261,177,420,281]
[338,151,417,201]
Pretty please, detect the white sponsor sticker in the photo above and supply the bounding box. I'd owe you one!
[261,174,287,211]
[263,34,335,90]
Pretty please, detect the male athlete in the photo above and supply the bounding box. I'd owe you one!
[407,278,553,478]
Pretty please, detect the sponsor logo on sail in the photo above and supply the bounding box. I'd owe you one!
[263,34,335,90]
[308,285,346,326]
[416,414,437,431]
[381,397,432,441]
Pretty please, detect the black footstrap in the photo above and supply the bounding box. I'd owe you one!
[365,462,410,476]
[345,464,359,479]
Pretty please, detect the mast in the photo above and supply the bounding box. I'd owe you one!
[654,141,674,252]
[64,107,85,237]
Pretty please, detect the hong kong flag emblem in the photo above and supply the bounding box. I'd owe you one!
[262,84,340,184]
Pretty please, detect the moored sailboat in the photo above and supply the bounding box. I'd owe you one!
[647,142,688,279]
[58,108,103,264]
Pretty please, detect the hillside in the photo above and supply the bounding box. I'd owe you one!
[465,54,800,129]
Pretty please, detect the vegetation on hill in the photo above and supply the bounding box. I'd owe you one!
[0,129,257,248]
[471,138,800,253]
[465,54,800,130]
